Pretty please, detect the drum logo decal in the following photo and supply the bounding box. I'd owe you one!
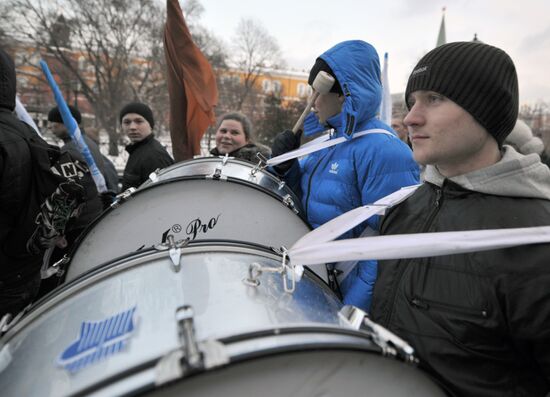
[162,214,221,242]
[57,307,137,374]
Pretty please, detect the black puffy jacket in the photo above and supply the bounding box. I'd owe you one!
[0,109,42,283]
[371,180,550,396]
[122,134,174,191]
[209,142,271,163]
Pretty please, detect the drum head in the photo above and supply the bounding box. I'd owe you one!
[67,178,311,282]
[0,243,443,397]
[147,350,445,397]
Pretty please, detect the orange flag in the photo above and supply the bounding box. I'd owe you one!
[164,0,218,161]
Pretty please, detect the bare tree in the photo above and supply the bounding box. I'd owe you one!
[231,18,282,111]
[1,0,165,155]
[182,0,228,69]
[255,92,307,146]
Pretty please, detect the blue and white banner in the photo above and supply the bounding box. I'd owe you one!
[40,60,107,193]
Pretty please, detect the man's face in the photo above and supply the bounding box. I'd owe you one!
[405,90,497,177]
[121,113,152,143]
[49,121,69,140]
[391,117,408,143]
[313,90,344,124]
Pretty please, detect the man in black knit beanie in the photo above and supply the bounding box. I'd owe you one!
[119,102,174,190]
[370,42,550,396]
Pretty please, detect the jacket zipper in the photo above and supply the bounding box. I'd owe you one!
[304,152,328,218]
[383,185,443,327]
[410,296,489,318]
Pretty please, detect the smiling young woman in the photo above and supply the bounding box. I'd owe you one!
[209,112,270,162]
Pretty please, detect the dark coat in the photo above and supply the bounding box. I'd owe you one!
[0,108,42,284]
[371,180,550,397]
[210,142,271,163]
[60,133,104,230]
[122,134,174,191]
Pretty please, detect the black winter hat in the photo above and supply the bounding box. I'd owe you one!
[48,105,82,124]
[308,57,343,95]
[405,41,518,145]
[0,48,16,111]
[119,102,155,128]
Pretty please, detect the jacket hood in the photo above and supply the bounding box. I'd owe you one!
[424,145,550,200]
[319,40,382,139]
[0,48,16,111]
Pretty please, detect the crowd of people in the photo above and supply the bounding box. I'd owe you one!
[1,35,550,396]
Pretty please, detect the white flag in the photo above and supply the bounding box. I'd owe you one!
[379,52,392,126]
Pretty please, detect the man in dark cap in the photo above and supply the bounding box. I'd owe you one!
[48,105,119,193]
[370,42,550,396]
[270,41,419,312]
[119,102,173,190]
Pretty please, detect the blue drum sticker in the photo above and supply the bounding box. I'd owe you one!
[57,307,137,374]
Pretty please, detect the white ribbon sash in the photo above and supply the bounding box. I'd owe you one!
[266,129,395,166]
[290,226,550,266]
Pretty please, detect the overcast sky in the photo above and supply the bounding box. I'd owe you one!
[196,0,550,105]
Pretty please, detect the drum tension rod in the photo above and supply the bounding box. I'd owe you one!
[282,194,299,214]
[250,152,268,177]
[155,305,229,384]
[338,305,417,364]
[110,187,136,209]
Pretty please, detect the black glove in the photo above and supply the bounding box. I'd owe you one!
[99,190,117,210]
[271,129,302,175]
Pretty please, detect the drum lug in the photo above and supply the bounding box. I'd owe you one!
[282,194,299,214]
[176,305,202,369]
[338,305,417,364]
[148,169,160,183]
[208,154,230,181]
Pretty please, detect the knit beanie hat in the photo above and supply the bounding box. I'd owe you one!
[119,102,155,128]
[0,48,16,111]
[405,41,518,146]
[48,105,82,124]
[505,119,545,155]
[308,57,343,95]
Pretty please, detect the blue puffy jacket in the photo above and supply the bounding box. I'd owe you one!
[286,41,419,311]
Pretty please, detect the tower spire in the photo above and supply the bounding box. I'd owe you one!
[436,7,447,47]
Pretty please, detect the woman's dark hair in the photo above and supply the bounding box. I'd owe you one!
[216,112,254,142]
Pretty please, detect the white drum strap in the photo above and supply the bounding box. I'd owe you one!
[266,129,395,166]
[289,225,550,267]
[333,226,378,284]
[292,184,421,249]
[291,184,421,283]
